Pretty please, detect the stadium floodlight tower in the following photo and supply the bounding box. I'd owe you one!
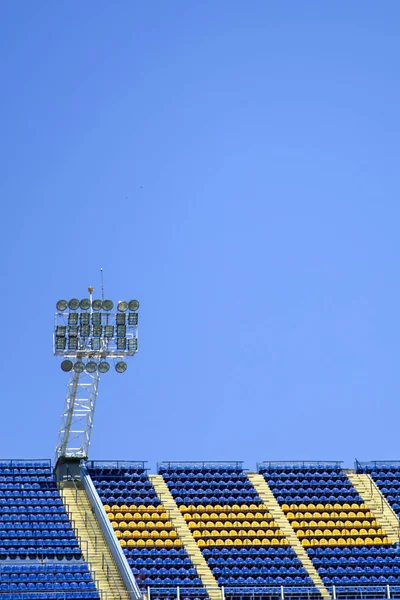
[53,288,139,470]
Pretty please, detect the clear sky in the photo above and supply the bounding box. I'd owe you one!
[0,1,399,471]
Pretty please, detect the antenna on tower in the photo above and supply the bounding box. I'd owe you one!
[100,268,104,301]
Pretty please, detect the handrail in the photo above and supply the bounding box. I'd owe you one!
[81,461,142,599]
[158,461,244,471]
[257,461,343,470]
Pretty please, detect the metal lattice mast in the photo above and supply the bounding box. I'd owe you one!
[55,368,100,461]
[53,286,139,464]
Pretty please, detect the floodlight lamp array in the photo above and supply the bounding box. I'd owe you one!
[54,297,139,370]
[61,359,126,374]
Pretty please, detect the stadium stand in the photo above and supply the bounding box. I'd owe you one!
[259,462,400,599]
[158,462,318,599]
[356,461,400,522]
[0,459,98,599]
[5,458,400,600]
[87,461,207,600]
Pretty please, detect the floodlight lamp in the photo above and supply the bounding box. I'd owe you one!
[68,338,78,350]
[128,339,138,353]
[91,338,101,351]
[56,337,66,350]
[80,313,90,325]
[80,298,91,310]
[56,300,68,311]
[68,313,79,325]
[56,325,67,336]
[92,313,102,325]
[93,325,102,338]
[117,301,128,312]
[104,325,114,338]
[92,299,102,311]
[103,299,114,311]
[68,299,79,310]
[128,313,138,326]
[80,325,90,337]
[98,361,110,373]
[115,361,127,373]
[86,361,97,373]
[117,325,126,338]
[61,360,73,372]
[117,338,126,350]
[68,326,78,337]
[128,300,140,311]
[73,361,85,373]
[116,313,126,325]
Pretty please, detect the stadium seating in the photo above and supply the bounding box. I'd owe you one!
[259,462,400,596]
[356,462,400,519]
[159,463,315,596]
[87,461,205,598]
[0,459,98,599]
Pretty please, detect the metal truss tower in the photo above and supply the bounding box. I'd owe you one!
[53,288,139,464]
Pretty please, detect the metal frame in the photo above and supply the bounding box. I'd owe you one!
[55,367,100,462]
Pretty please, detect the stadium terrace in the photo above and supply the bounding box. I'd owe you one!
[0,459,400,600]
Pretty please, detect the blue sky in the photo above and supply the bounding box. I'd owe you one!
[0,1,399,470]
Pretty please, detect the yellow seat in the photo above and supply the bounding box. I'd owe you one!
[115,530,121,539]
[174,539,181,547]
[206,539,215,546]
[127,539,136,547]
[123,531,131,539]
[170,531,177,539]
[234,539,242,546]
[282,504,290,512]
[145,540,154,547]
[225,539,233,546]
[261,538,270,546]
[119,540,126,548]
[301,539,310,547]
[137,539,145,547]
[253,538,261,546]
[198,539,205,547]
[216,539,224,546]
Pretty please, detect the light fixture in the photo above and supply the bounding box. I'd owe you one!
[128,339,138,353]
[92,299,102,311]
[56,337,66,350]
[68,338,78,350]
[86,361,97,373]
[91,338,101,351]
[73,361,85,373]
[80,325,90,337]
[128,313,138,326]
[103,299,113,311]
[68,325,78,337]
[115,361,127,373]
[61,360,73,372]
[128,300,139,311]
[117,338,126,350]
[68,313,79,325]
[92,325,102,338]
[117,301,128,312]
[117,325,126,338]
[104,325,114,338]
[92,313,102,326]
[80,313,90,325]
[56,300,68,311]
[80,298,91,310]
[56,325,67,336]
[98,361,110,373]
[116,313,126,325]
[68,299,79,310]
